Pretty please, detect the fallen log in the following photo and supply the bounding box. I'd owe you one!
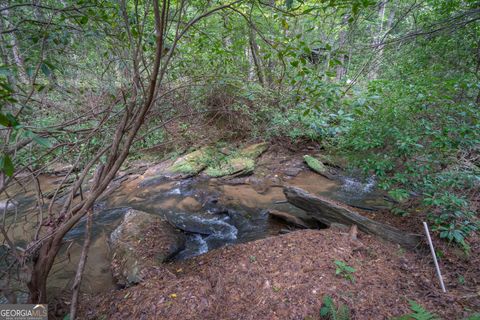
[284,186,422,249]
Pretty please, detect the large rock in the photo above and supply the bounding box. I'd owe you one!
[109,209,186,287]
[169,147,214,176]
[205,157,254,177]
[317,154,347,169]
[303,155,327,174]
[303,155,336,179]
[239,142,268,158]
[205,142,268,178]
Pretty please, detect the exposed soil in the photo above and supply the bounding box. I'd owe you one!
[80,227,478,319]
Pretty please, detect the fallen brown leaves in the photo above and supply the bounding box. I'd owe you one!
[79,228,475,319]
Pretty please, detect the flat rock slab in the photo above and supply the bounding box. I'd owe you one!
[109,209,186,287]
[284,186,422,249]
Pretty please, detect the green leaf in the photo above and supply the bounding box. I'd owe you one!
[0,113,18,127]
[302,7,315,14]
[79,15,89,25]
[0,66,11,77]
[407,300,439,320]
[26,66,34,78]
[320,295,334,317]
[40,63,51,77]
[0,113,9,126]
[33,135,52,148]
[0,154,14,177]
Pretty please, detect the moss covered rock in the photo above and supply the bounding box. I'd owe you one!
[169,147,214,176]
[238,142,268,158]
[303,155,328,174]
[317,154,347,169]
[205,142,267,178]
[205,157,255,177]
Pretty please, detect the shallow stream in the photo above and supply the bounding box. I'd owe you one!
[1,169,389,298]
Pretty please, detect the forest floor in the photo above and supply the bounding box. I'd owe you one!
[76,143,480,320]
[79,229,479,319]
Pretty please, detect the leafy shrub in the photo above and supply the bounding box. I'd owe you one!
[334,260,356,283]
[393,300,439,320]
[320,295,350,320]
[335,68,479,247]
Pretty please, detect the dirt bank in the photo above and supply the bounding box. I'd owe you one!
[80,227,476,319]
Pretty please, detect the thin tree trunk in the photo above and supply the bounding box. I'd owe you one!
[249,28,265,86]
[336,14,350,81]
[70,210,93,320]
[0,5,27,83]
[0,16,15,86]
[476,38,480,105]
[265,0,276,87]
[370,0,396,79]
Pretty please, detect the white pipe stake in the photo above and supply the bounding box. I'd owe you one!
[423,221,447,293]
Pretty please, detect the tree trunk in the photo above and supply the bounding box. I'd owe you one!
[335,14,350,81]
[0,5,27,83]
[284,186,422,249]
[249,28,265,86]
[370,0,396,79]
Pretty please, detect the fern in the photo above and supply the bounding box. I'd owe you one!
[394,301,440,320]
[320,295,350,320]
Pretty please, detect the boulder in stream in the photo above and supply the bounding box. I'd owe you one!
[303,155,336,179]
[303,155,327,174]
[109,209,186,287]
[239,142,268,158]
[205,157,254,177]
[205,142,268,178]
[169,147,215,176]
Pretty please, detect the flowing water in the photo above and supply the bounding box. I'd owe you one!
[0,168,389,299]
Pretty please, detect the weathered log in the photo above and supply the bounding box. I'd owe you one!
[284,186,422,249]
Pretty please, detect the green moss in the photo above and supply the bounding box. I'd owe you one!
[169,143,267,177]
[169,147,214,175]
[238,142,268,159]
[317,154,347,168]
[303,155,327,174]
[205,157,254,177]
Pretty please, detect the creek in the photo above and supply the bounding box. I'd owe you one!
[0,168,389,298]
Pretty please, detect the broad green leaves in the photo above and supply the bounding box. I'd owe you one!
[0,154,14,177]
[0,113,19,128]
